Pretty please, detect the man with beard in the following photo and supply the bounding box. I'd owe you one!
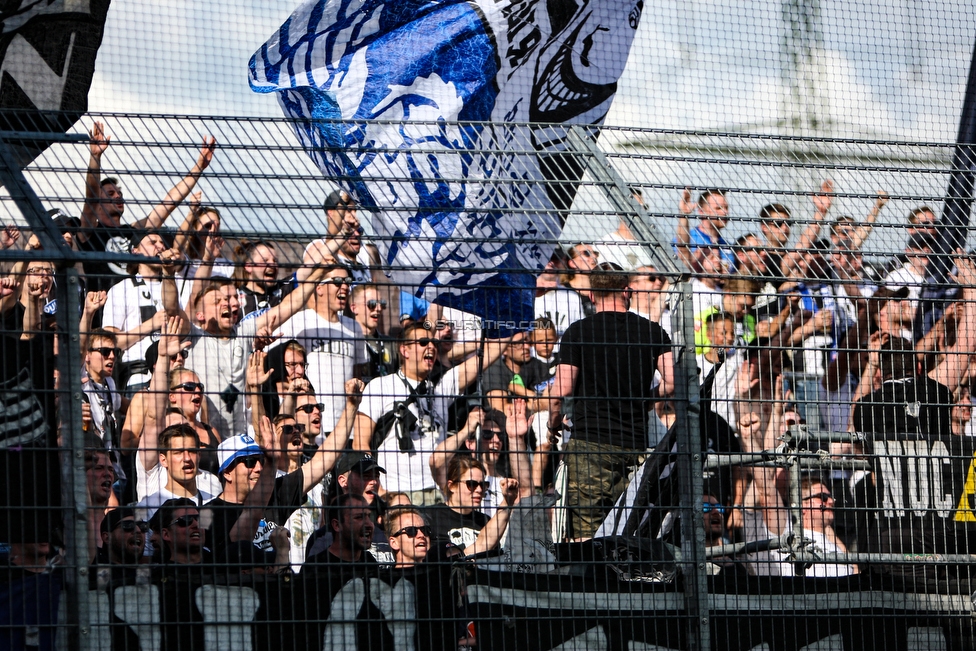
[238,240,293,319]
[182,244,332,439]
[95,507,147,570]
[78,121,216,290]
[157,499,210,565]
[275,265,367,439]
[353,321,511,505]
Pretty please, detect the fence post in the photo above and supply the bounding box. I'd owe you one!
[672,280,709,650]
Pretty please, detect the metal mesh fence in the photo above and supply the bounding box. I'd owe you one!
[0,112,974,650]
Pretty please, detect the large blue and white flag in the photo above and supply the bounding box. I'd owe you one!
[249,0,642,328]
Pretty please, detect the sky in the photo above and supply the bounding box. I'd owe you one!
[41,0,976,254]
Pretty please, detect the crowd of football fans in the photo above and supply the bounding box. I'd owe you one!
[4,120,976,613]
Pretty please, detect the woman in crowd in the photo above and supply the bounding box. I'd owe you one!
[425,454,519,557]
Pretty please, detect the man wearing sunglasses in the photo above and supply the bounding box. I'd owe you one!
[347,283,398,382]
[204,378,361,559]
[156,498,210,565]
[275,265,367,442]
[353,321,511,506]
[96,506,147,569]
[83,329,127,477]
[385,507,430,567]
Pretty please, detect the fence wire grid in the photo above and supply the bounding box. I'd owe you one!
[0,112,974,651]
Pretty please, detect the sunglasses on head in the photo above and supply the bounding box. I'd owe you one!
[481,428,502,441]
[366,299,387,310]
[117,520,149,533]
[174,382,204,393]
[167,514,200,528]
[702,502,726,514]
[90,347,121,358]
[279,423,306,438]
[296,403,324,414]
[463,479,491,492]
[393,525,431,539]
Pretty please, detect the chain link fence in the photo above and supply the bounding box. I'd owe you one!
[0,114,974,650]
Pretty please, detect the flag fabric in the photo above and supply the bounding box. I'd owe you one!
[0,0,111,165]
[249,0,643,328]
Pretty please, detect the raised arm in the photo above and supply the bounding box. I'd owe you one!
[849,190,889,250]
[302,378,364,493]
[20,272,46,341]
[455,337,511,392]
[78,291,107,360]
[429,409,483,492]
[139,316,186,472]
[246,350,274,449]
[135,137,216,231]
[79,121,110,236]
[781,180,831,276]
[464,479,519,556]
[929,252,976,392]
[504,399,534,498]
[674,188,696,270]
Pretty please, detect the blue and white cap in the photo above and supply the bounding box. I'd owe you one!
[217,434,262,474]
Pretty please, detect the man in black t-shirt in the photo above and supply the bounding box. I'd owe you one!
[480,331,548,402]
[548,262,674,540]
[77,121,215,290]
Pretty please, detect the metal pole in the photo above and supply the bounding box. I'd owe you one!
[941,35,976,257]
[55,267,93,650]
[671,280,709,650]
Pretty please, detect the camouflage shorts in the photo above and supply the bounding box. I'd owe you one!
[563,438,645,540]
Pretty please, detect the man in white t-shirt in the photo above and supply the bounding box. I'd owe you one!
[883,232,935,310]
[352,321,510,505]
[276,265,367,435]
[182,247,331,438]
[534,248,584,339]
[136,424,220,519]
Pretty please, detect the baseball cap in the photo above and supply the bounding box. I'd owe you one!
[335,452,386,476]
[323,189,355,211]
[218,434,263,474]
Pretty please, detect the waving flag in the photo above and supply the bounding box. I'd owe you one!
[249,0,642,328]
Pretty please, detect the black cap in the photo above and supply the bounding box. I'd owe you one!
[46,208,79,233]
[100,506,139,535]
[335,452,386,476]
[323,189,355,211]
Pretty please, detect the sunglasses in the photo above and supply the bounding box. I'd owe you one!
[279,423,306,438]
[366,299,388,310]
[173,382,205,393]
[393,525,431,539]
[481,428,502,441]
[117,520,149,533]
[411,337,440,347]
[296,403,324,414]
[167,514,200,528]
[170,349,190,361]
[702,503,726,514]
[802,492,833,502]
[463,479,491,492]
[89,347,121,358]
[237,456,262,470]
[322,277,353,286]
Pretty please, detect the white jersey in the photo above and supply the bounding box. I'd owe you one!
[184,319,259,439]
[276,310,367,432]
[359,368,460,493]
[102,275,163,369]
